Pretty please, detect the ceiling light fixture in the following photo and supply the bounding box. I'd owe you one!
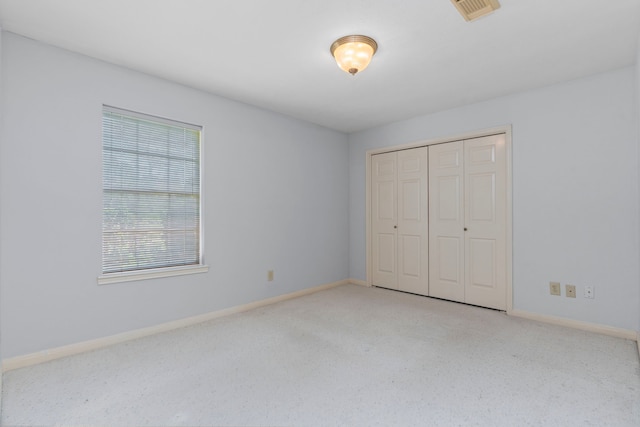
[330,35,378,76]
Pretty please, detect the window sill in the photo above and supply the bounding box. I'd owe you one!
[97,264,209,285]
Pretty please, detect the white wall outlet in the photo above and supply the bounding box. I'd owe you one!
[565,284,576,298]
[550,282,561,296]
[267,270,274,282]
[584,286,595,299]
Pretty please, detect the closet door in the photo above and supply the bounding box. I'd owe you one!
[371,152,398,289]
[464,134,507,310]
[397,148,429,295]
[371,148,429,295]
[428,141,465,302]
[428,134,507,310]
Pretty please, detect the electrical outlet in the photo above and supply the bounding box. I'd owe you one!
[585,286,595,299]
[566,284,576,298]
[550,282,561,296]
[267,270,274,282]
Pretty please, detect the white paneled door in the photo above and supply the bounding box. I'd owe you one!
[397,148,429,295]
[372,152,398,289]
[428,141,465,303]
[372,147,429,296]
[463,134,507,310]
[428,134,507,310]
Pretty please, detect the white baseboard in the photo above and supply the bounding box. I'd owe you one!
[509,309,638,341]
[348,278,369,287]
[3,279,348,372]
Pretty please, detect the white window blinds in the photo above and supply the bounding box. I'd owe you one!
[102,106,202,274]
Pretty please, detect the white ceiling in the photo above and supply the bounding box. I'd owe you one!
[0,0,638,133]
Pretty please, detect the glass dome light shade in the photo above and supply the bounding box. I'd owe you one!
[330,35,378,75]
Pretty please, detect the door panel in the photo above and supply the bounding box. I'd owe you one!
[468,173,495,222]
[429,142,464,302]
[372,152,397,289]
[437,176,461,220]
[468,238,495,287]
[464,134,506,310]
[402,180,421,221]
[437,237,461,282]
[397,147,429,295]
[377,181,395,220]
[377,233,396,274]
[400,235,421,277]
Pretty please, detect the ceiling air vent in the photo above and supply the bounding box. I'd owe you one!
[451,0,500,22]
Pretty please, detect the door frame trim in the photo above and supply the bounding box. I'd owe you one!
[365,125,513,312]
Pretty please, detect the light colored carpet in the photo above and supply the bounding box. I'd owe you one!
[2,284,639,426]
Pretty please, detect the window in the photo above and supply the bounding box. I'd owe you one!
[100,106,206,283]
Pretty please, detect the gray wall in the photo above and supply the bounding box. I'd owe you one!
[0,25,3,415]
[0,33,350,358]
[349,67,640,331]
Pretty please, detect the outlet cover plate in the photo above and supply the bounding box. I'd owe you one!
[566,284,576,298]
[550,282,561,296]
[585,286,595,299]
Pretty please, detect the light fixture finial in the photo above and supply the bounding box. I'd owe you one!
[330,35,378,76]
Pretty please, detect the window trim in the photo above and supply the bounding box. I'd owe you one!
[99,105,207,284]
[97,264,209,285]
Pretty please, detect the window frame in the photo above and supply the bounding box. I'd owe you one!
[98,105,207,285]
